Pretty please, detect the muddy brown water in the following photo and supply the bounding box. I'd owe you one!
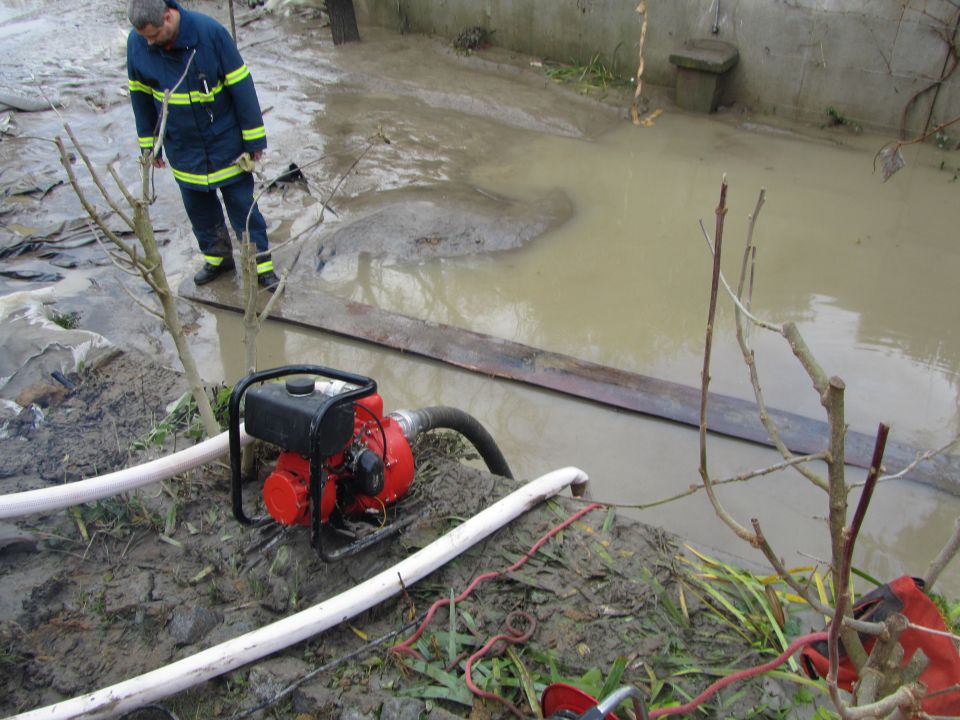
[1,0,958,601]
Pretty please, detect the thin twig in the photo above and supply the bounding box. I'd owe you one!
[699,219,783,333]
[708,188,828,492]
[226,613,428,720]
[255,245,298,323]
[228,0,237,42]
[698,176,757,545]
[592,452,828,511]
[114,275,164,319]
[249,132,385,254]
[738,189,765,306]
[91,233,167,305]
[924,682,960,702]
[63,123,135,231]
[55,137,128,248]
[924,516,960,590]
[868,434,960,485]
[86,215,139,267]
[150,49,195,163]
[829,423,888,710]
[42,85,135,233]
[630,2,648,126]
[241,135,387,361]
[751,518,881,634]
[107,158,138,208]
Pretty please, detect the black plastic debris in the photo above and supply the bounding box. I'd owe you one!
[269,162,307,190]
[0,269,64,283]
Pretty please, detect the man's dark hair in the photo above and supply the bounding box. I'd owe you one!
[127,0,171,30]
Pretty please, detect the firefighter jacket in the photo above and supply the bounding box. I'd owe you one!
[126,1,266,191]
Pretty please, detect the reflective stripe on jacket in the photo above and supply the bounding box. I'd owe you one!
[126,0,266,190]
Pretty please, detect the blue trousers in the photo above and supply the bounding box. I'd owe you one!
[178,173,272,271]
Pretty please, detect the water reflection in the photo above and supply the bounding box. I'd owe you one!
[307,112,960,452]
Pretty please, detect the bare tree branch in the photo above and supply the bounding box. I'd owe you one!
[737,189,765,304]
[228,0,238,42]
[56,49,220,439]
[114,275,165,319]
[604,452,829,511]
[248,129,387,254]
[107,158,138,208]
[925,516,960,591]
[783,322,831,396]
[695,178,944,717]
[830,424,888,688]
[151,50,195,165]
[841,683,924,720]
[629,1,648,126]
[56,138,136,257]
[870,434,960,484]
[751,518,882,634]
[238,131,390,374]
[88,223,141,275]
[709,188,831,492]
[63,124,135,231]
[698,176,758,545]
[699,220,782,332]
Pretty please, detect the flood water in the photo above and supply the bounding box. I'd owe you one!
[248,19,960,594]
[2,1,959,595]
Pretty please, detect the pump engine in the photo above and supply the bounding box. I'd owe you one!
[229,365,514,561]
[229,365,416,561]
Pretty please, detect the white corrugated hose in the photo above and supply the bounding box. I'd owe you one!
[0,425,252,519]
[11,466,589,719]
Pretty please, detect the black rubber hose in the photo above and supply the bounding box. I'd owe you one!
[392,406,514,479]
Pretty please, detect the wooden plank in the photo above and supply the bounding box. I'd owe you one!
[183,280,959,496]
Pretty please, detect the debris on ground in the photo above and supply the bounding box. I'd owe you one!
[453,26,494,53]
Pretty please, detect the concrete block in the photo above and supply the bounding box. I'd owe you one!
[669,39,739,113]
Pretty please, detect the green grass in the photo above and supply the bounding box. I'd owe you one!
[131,383,232,450]
[540,53,632,96]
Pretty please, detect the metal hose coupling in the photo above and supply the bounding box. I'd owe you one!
[388,408,423,443]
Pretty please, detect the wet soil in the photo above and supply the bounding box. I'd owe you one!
[0,352,805,719]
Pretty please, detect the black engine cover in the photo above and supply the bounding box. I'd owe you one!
[244,379,354,457]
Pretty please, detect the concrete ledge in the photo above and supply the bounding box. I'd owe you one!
[669,38,739,73]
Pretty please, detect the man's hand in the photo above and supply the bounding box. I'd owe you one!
[142,151,166,168]
[251,150,264,162]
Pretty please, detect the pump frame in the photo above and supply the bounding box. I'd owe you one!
[228,364,412,561]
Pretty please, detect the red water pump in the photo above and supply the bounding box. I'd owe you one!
[229,365,417,561]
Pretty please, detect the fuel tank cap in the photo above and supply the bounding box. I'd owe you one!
[285,377,315,396]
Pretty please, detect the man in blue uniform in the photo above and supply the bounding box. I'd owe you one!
[126,0,279,290]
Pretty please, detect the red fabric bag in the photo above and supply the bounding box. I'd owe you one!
[801,576,960,715]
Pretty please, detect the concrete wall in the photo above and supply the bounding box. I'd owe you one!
[353,0,960,136]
